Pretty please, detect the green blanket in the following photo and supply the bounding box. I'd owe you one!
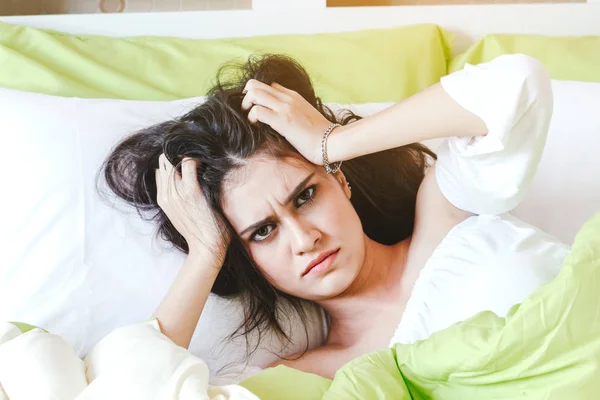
[242,211,600,399]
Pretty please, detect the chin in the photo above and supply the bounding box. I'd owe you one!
[310,269,356,300]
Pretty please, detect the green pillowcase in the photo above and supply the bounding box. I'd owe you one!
[0,22,452,104]
[450,34,600,82]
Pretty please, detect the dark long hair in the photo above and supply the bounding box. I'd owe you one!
[100,54,436,357]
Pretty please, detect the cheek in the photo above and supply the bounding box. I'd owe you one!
[248,244,291,287]
[319,190,361,236]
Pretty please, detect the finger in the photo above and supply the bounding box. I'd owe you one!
[242,88,283,112]
[244,79,292,101]
[159,153,167,170]
[157,154,169,191]
[248,105,278,127]
[155,169,162,202]
[244,79,276,95]
[160,154,175,176]
[181,157,199,186]
[159,155,179,197]
[271,82,298,97]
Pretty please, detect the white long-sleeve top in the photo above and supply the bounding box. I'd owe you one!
[390,54,570,346]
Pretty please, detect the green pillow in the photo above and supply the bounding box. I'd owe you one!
[450,34,600,82]
[0,22,452,104]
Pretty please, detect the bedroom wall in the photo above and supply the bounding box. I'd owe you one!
[0,0,251,15]
[0,0,584,16]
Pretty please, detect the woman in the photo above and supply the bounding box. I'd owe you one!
[102,53,569,380]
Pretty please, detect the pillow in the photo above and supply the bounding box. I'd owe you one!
[0,22,451,104]
[511,80,600,243]
[0,88,300,379]
[0,87,397,381]
[450,34,600,82]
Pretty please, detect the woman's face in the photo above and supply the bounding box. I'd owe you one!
[222,155,365,301]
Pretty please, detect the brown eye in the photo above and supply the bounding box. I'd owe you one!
[252,225,275,242]
[295,186,316,207]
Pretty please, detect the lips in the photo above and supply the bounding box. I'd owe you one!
[303,249,340,277]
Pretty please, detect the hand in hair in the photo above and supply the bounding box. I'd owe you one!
[155,154,229,261]
[242,79,331,166]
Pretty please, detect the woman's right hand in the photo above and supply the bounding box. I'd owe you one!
[242,80,332,165]
[155,154,229,263]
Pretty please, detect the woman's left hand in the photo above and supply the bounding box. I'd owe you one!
[241,79,332,165]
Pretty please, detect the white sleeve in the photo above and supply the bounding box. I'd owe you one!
[435,54,554,215]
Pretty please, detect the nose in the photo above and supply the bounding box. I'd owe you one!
[289,217,321,256]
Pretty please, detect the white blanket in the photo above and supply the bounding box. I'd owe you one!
[0,321,258,400]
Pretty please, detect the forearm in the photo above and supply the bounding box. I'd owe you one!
[327,83,488,162]
[153,250,222,349]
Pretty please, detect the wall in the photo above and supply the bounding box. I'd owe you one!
[0,0,251,15]
[0,0,584,16]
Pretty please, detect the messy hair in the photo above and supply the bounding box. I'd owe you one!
[100,54,436,358]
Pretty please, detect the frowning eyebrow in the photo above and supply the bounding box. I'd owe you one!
[239,172,316,237]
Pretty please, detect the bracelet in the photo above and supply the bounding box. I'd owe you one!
[321,123,342,174]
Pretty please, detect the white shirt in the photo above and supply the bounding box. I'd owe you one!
[390,54,570,346]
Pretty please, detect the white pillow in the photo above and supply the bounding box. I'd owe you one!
[512,80,600,243]
[0,89,330,379]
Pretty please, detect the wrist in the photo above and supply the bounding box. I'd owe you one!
[187,245,225,269]
[325,123,350,164]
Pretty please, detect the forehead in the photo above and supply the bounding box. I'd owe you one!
[222,155,317,230]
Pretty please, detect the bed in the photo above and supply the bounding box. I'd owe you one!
[1,2,599,399]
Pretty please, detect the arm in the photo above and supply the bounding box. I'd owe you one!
[328,54,552,167]
[153,154,229,349]
[153,250,221,349]
[326,83,488,163]
[240,67,486,167]
[242,54,549,169]
[243,54,552,216]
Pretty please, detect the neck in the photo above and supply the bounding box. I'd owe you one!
[316,235,410,348]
